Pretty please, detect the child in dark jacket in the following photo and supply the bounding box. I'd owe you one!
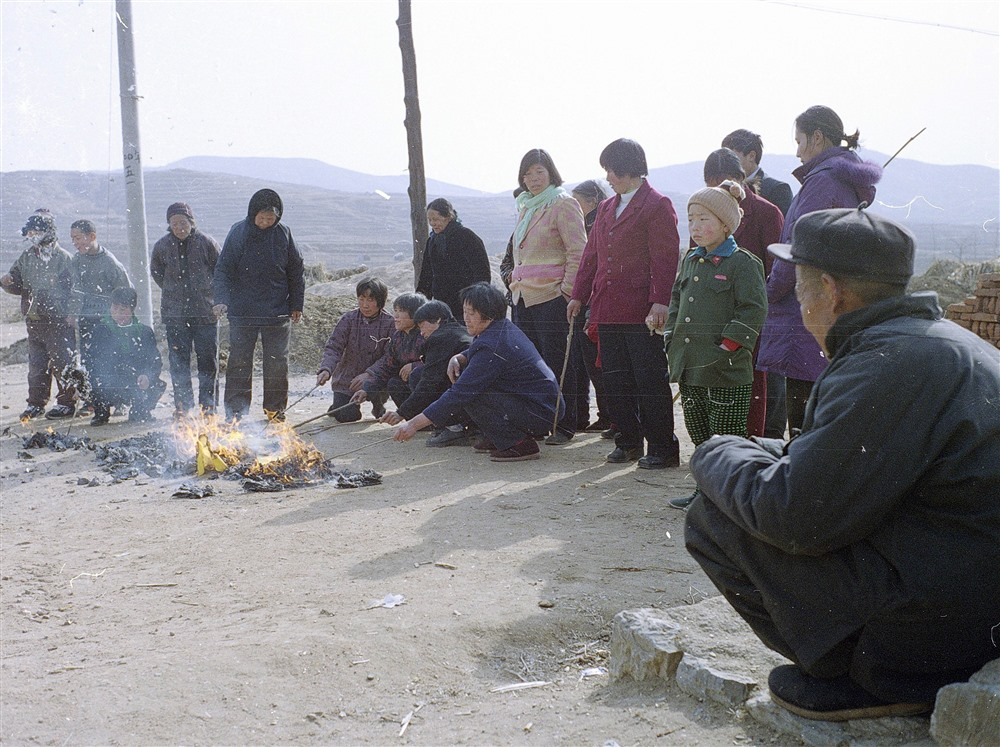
[317,278,395,422]
[89,287,166,425]
[350,292,427,411]
[379,300,472,446]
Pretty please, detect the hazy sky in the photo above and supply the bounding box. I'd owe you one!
[2,0,997,193]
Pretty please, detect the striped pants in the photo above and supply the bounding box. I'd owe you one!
[679,383,752,447]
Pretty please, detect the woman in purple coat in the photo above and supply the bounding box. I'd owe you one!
[756,106,882,433]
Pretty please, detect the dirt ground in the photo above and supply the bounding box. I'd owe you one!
[0,354,788,746]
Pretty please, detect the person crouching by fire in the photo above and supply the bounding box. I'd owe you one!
[1,209,78,421]
[88,287,166,426]
[391,282,562,462]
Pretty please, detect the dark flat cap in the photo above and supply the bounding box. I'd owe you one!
[769,208,915,285]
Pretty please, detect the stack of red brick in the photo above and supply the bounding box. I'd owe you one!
[945,273,1000,349]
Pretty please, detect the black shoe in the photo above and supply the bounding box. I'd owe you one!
[45,404,75,419]
[372,402,386,419]
[544,431,573,446]
[584,417,610,433]
[669,488,701,510]
[638,452,680,470]
[767,665,933,722]
[20,405,45,420]
[90,410,110,427]
[426,428,469,447]
[600,426,618,440]
[128,409,154,423]
[606,446,643,463]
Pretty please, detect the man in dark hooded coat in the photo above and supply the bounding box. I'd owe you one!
[213,189,304,421]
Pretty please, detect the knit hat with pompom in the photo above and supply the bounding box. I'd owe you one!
[688,180,746,235]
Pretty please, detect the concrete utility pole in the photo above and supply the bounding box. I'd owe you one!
[115,0,154,325]
[397,0,427,286]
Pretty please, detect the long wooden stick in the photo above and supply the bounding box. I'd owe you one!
[292,401,357,430]
[882,127,926,169]
[327,436,395,460]
[552,323,575,435]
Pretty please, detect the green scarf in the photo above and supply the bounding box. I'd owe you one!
[513,185,566,251]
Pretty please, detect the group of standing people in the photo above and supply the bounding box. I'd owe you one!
[1,208,155,423]
[4,189,305,426]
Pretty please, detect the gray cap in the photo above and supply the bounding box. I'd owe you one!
[768,208,915,285]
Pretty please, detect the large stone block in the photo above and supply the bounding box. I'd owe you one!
[609,608,684,682]
[675,654,757,707]
[612,598,934,745]
[930,657,1000,746]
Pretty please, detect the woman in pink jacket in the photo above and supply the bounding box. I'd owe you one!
[509,148,588,444]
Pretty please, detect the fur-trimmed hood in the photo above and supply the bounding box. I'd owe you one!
[794,147,882,207]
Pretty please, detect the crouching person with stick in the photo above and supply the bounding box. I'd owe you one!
[392,283,562,462]
[684,209,1000,721]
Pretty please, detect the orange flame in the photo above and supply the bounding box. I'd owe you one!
[172,413,327,481]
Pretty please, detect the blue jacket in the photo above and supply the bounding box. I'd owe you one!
[214,190,304,324]
[423,317,560,425]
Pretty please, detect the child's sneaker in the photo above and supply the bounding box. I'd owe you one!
[45,404,75,419]
[20,405,45,420]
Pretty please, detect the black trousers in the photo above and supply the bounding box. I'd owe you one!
[25,318,77,408]
[597,323,677,458]
[512,296,578,436]
[685,495,994,702]
[165,319,218,411]
[225,320,290,418]
[464,390,553,451]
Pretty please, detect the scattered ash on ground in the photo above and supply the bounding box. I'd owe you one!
[172,482,217,499]
[95,432,190,482]
[226,460,382,493]
[332,469,382,489]
[22,430,94,452]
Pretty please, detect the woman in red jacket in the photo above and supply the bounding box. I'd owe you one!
[568,138,681,469]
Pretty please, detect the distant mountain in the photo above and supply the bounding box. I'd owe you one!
[2,154,996,276]
[0,169,516,273]
[648,150,999,228]
[158,156,488,198]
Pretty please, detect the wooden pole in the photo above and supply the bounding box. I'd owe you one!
[114,0,154,326]
[397,0,427,286]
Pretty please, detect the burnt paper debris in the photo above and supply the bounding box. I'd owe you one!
[95,432,189,480]
[334,469,382,489]
[22,430,93,452]
[172,482,217,499]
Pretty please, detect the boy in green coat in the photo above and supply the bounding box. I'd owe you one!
[665,181,767,507]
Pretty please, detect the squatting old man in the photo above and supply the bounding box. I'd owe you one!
[683,207,1000,722]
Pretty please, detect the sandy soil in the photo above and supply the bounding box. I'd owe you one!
[0,360,783,746]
